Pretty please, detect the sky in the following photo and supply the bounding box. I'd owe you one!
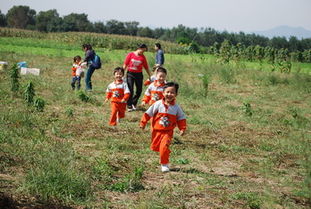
[1,0,311,33]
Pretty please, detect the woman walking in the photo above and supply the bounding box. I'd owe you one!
[123,44,151,111]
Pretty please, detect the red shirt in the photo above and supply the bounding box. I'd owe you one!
[124,52,149,73]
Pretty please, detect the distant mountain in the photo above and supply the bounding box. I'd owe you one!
[252,25,311,40]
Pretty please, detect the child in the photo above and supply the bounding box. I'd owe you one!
[71,55,83,90]
[144,66,159,86]
[141,67,167,106]
[140,82,187,172]
[105,67,130,126]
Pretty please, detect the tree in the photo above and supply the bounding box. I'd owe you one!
[106,19,125,35]
[6,6,36,29]
[93,21,106,33]
[36,9,62,32]
[137,27,154,38]
[62,13,92,32]
[0,10,6,26]
[124,21,139,36]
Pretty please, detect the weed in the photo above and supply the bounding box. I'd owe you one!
[33,97,45,112]
[65,107,74,117]
[77,91,90,102]
[231,192,262,209]
[109,167,144,192]
[242,102,253,116]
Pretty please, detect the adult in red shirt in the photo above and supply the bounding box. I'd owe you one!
[123,44,151,111]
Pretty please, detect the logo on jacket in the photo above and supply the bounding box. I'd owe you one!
[159,116,170,127]
[152,93,160,101]
[113,91,120,97]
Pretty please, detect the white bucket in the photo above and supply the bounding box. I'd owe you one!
[21,67,40,76]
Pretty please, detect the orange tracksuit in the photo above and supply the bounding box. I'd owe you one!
[142,80,165,105]
[140,99,187,164]
[106,80,130,126]
[144,75,157,86]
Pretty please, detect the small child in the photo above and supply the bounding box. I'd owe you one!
[144,66,159,86]
[105,67,130,126]
[140,82,187,172]
[71,55,83,90]
[141,67,167,106]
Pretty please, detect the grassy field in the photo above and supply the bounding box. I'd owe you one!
[0,36,311,209]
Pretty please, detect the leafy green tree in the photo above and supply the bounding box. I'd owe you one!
[219,40,232,63]
[106,19,125,34]
[124,21,139,36]
[0,10,7,26]
[62,13,92,32]
[6,5,36,29]
[93,21,106,33]
[36,9,62,32]
[137,27,154,38]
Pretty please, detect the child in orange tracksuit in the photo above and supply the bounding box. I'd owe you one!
[140,82,187,172]
[71,55,82,90]
[141,67,167,106]
[105,67,130,126]
[143,66,159,86]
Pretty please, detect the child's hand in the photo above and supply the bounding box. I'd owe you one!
[104,99,109,103]
[141,101,146,106]
[140,125,145,130]
[180,130,185,136]
[121,99,126,103]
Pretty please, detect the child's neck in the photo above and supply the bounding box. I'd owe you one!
[115,79,123,84]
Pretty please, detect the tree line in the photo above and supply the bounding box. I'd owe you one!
[1,5,311,62]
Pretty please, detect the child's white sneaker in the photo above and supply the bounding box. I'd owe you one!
[132,104,137,111]
[161,164,170,172]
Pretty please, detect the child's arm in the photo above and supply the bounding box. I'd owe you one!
[139,104,156,129]
[121,83,130,103]
[176,105,187,135]
[105,85,112,103]
[141,86,151,105]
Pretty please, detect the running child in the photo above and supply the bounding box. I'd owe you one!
[140,82,187,172]
[141,67,167,106]
[105,67,130,126]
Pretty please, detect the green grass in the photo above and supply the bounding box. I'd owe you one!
[0,35,311,208]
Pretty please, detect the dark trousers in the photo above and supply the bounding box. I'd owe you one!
[85,66,95,90]
[126,71,143,107]
[71,76,81,90]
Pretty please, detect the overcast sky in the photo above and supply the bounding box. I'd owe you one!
[1,0,311,32]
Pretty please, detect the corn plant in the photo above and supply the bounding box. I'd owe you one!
[24,81,35,105]
[201,74,209,97]
[10,64,20,93]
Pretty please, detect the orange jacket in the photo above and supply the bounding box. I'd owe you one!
[140,99,187,131]
[106,80,130,103]
[142,80,165,105]
[71,62,82,76]
[144,75,157,86]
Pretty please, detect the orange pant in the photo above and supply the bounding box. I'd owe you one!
[109,102,126,126]
[150,130,173,164]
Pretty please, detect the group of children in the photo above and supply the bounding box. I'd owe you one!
[70,56,187,173]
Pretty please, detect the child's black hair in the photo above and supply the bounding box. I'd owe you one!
[73,55,81,62]
[156,67,167,75]
[82,43,92,50]
[113,67,125,76]
[137,43,148,50]
[164,82,179,94]
[155,43,161,49]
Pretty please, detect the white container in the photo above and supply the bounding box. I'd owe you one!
[0,61,8,70]
[21,67,40,76]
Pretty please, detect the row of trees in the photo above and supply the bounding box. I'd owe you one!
[1,6,311,57]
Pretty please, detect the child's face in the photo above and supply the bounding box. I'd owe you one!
[163,86,177,102]
[75,58,81,64]
[114,71,124,81]
[156,72,166,84]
